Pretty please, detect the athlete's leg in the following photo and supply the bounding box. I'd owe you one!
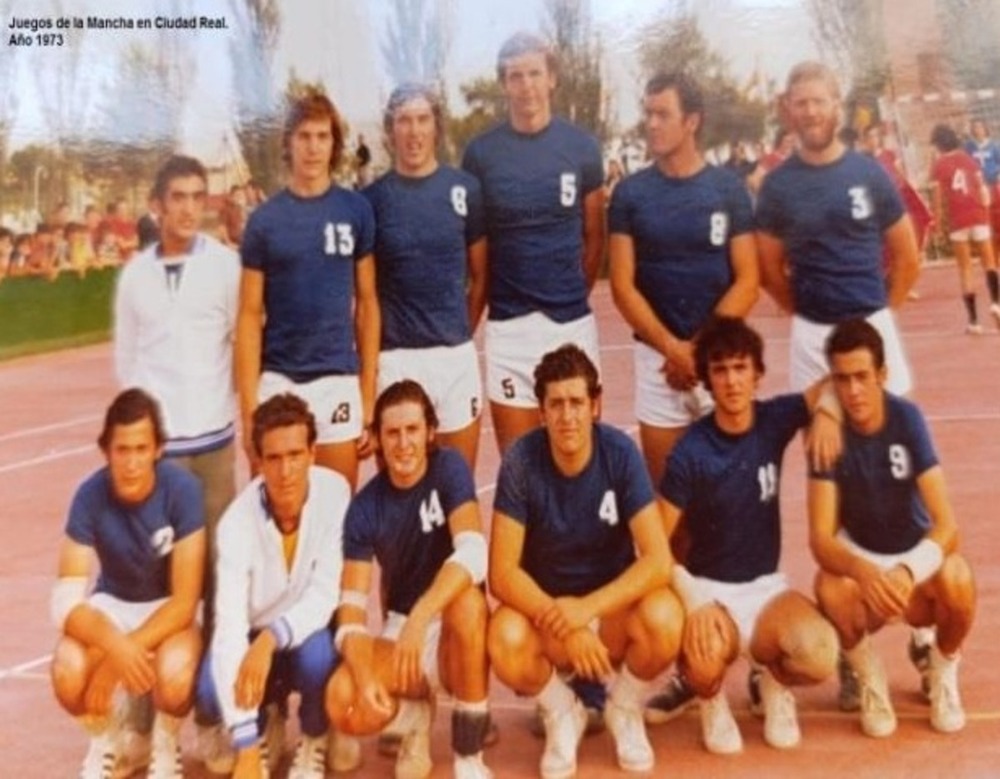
[51,637,99,716]
[325,637,403,736]
[952,239,980,329]
[905,553,976,657]
[489,403,539,456]
[437,417,481,472]
[750,591,838,687]
[151,625,202,716]
[314,440,359,491]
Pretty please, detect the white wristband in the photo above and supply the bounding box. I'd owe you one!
[50,576,88,630]
[338,589,368,611]
[333,623,367,653]
[898,539,944,585]
[447,531,488,585]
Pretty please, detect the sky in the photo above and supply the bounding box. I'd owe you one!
[2,0,819,160]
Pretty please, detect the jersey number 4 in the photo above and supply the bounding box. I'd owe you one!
[598,490,619,526]
[324,222,355,256]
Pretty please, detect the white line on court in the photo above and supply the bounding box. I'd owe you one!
[0,444,93,475]
[0,414,101,444]
[0,653,51,680]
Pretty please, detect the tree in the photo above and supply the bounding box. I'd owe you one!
[447,77,506,161]
[937,0,1000,90]
[0,0,19,213]
[635,8,768,150]
[381,0,452,91]
[542,0,607,141]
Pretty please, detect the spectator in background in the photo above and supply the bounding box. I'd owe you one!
[136,190,160,251]
[355,133,373,189]
[604,158,625,202]
[725,140,758,185]
[29,222,58,279]
[84,205,102,254]
[0,227,13,280]
[66,222,96,278]
[219,184,249,247]
[10,233,32,276]
[965,118,1000,258]
[103,199,139,261]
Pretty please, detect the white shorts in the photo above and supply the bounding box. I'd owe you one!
[382,611,443,690]
[685,572,789,651]
[378,341,482,433]
[789,308,912,395]
[838,531,917,570]
[258,371,363,444]
[484,312,601,408]
[950,223,991,242]
[633,340,714,428]
[88,593,170,632]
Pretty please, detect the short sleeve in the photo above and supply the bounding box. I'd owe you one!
[493,444,530,525]
[240,209,267,270]
[170,469,205,541]
[902,402,939,476]
[661,440,696,510]
[461,139,481,180]
[755,174,784,236]
[607,179,633,235]
[437,449,478,515]
[464,177,486,245]
[725,174,755,236]
[65,480,98,546]
[580,135,604,195]
[354,196,376,260]
[343,496,376,562]
[870,165,905,230]
[614,435,656,523]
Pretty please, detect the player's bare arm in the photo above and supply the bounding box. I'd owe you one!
[755,230,795,314]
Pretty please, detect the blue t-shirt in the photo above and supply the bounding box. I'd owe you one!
[662,395,809,582]
[343,448,476,615]
[462,118,603,323]
[494,423,655,596]
[241,186,376,379]
[363,167,485,350]
[965,138,1000,186]
[812,394,937,554]
[65,461,204,602]
[608,164,754,340]
[756,150,904,324]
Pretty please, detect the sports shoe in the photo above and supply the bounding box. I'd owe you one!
[262,702,286,772]
[539,700,587,779]
[837,653,861,712]
[454,753,494,779]
[113,729,151,778]
[928,648,966,733]
[605,700,654,772]
[759,669,801,749]
[699,692,742,755]
[966,322,984,335]
[146,716,182,779]
[908,632,932,700]
[80,732,116,779]
[197,723,235,774]
[395,701,433,779]
[747,666,764,718]
[328,730,362,773]
[990,302,1000,330]
[853,650,896,738]
[289,733,327,779]
[531,702,604,738]
[643,672,695,725]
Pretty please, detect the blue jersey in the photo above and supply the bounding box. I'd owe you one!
[241,186,376,380]
[343,448,476,615]
[756,150,905,324]
[608,164,754,340]
[494,423,655,597]
[965,138,1000,185]
[812,394,937,554]
[662,395,808,582]
[363,167,485,350]
[462,118,603,323]
[65,461,204,602]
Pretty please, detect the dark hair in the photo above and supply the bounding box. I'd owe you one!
[372,379,439,438]
[645,72,705,135]
[533,343,601,403]
[251,393,318,456]
[971,118,990,135]
[383,83,446,147]
[930,123,960,153]
[0,227,13,242]
[695,316,765,386]
[283,90,345,171]
[152,155,207,201]
[97,388,166,451]
[825,318,885,370]
[496,31,558,81]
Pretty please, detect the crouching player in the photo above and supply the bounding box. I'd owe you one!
[194,394,356,778]
[50,388,205,779]
[326,380,493,779]
[488,345,683,778]
[810,319,976,737]
[657,317,839,754]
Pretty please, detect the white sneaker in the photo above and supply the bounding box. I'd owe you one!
[928,648,966,733]
[966,322,984,335]
[113,729,151,778]
[262,703,286,772]
[328,730,362,773]
[605,700,654,772]
[990,303,1000,330]
[539,700,587,779]
[146,716,182,779]
[759,669,801,749]
[852,649,896,738]
[395,701,433,779]
[80,732,116,779]
[197,723,235,774]
[699,692,742,755]
[289,733,327,779]
[454,753,494,779]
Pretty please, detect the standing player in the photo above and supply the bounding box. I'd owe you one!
[462,32,605,455]
[609,71,758,490]
[756,61,919,396]
[363,84,488,469]
[194,394,355,779]
[965,118,1000,257]
[50,389,205,779]
[114,154,239,626]
[236,90,379,489]
[929,123,1000,333]
[809,319,976,737]
[488,345,683,778]
[325,380,493,779]
[654,317,838,753]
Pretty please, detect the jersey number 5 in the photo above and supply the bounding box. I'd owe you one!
[560,173,577,207]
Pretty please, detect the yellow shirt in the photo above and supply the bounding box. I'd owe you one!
[281,528,299,572]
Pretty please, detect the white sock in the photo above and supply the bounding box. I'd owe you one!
[844,635,875,679]
[609,665,650,709]
[454,698,489,715]
[154,712,183,736]
[536,671,575,714]
[912,626,936,647]
[389,699,430,735]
